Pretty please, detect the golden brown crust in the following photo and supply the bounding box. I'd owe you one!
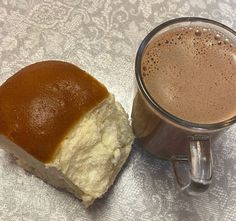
[0,61,108,163]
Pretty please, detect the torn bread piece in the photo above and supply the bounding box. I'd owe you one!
[0,61,133,207]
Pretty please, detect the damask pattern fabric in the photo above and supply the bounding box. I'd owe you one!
[0,0,236,220]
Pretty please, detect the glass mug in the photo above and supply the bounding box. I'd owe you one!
[132,17,236,193]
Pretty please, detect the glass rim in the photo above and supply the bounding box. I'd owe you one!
[135,17,236,131]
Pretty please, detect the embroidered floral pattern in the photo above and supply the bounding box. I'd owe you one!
[0,0,236,220]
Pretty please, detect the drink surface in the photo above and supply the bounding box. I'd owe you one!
[142,26,236,124]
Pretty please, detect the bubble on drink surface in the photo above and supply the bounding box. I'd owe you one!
[214,34,221,40]
[195,29,201,36]
[224,38,230,44]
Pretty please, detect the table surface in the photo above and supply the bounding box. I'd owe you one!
[0,0,236,220]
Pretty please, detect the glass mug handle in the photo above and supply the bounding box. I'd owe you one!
[172,136,213,193]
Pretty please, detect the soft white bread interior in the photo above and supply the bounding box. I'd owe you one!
[53,94,133,205]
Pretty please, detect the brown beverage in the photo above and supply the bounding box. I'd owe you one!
[133,18,236,192]
[141,26,236,124]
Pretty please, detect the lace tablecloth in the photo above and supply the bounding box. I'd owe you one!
[0,0,236,220]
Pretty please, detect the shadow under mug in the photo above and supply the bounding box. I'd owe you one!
[132,17,236,193]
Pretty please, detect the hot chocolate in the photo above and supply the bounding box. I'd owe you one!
[142,26,236,124]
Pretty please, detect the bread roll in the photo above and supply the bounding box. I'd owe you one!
[0,61,133,206]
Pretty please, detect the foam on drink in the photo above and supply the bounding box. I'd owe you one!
[142,26,236,124]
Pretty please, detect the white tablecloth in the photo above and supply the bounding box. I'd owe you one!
[0,0,236,220]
